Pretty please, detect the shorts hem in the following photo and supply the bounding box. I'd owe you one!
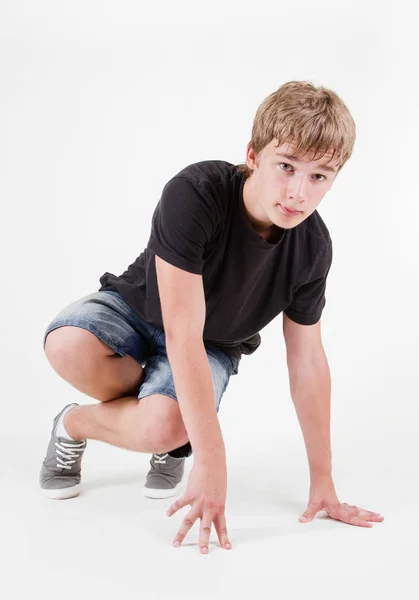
[138,388,178,402]
[43,319,126,357]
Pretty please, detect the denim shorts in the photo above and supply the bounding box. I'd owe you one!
[42,289,240,412]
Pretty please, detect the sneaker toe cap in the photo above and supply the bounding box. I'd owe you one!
[40,473,81,490]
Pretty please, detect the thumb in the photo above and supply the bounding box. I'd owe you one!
[299,503,319,523]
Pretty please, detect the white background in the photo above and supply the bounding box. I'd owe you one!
[1,0,418,598]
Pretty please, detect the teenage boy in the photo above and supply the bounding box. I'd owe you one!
[40,80,384,554]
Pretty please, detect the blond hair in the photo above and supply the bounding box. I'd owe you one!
[237,80,356,178]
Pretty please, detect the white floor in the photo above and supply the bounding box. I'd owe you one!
[1,428,417,600]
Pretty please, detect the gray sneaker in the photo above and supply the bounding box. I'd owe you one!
[143,453,186,499]
[39,403,87,500]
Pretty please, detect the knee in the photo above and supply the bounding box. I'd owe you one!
[44,327,80,372]
[141,415,188,453]
[44,326,106,375]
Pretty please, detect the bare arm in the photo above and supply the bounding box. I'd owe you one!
[155,254,225,461]
[283,314,384,528]
[287,350,332,479]
[156,254,231,552]
[283,313,332,478]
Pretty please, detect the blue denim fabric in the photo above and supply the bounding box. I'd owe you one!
[43,289,239,411]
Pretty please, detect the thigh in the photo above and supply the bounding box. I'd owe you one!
[138,332,237,412]
[42,289,161,366]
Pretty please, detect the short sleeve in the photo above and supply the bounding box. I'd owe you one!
[284,240,333,325]
[147,176,218,275]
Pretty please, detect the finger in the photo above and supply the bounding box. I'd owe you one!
[342,503,382,515]
[299,503,321,522]
[342,504,384,521]
[334,507,373,527]
[346,515,373,527]
[167,496,189,517]
[357,509,384,521]
[199,512,213,554]
[213,512,232,550]
[366,514,384,522]
[173,508,200,547]
[358,508,384,520]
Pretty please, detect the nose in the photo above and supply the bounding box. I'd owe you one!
[287,174,307,203]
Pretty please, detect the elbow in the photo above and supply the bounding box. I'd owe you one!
[286,346,328,372]
[165,327,204,347]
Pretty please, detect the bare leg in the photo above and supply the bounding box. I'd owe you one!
[45,326,189,454]
[64,394,189,453]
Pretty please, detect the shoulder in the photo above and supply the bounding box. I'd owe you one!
[172,159,238,186]
[161,160,238,224]
[302,210,332,248]
[295,211,333,276]
[155,160,237,237]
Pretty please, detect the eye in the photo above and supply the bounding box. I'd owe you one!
[279,163,327,182]
[279,162,293,171]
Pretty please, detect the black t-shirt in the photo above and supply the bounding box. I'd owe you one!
[98,160,332,360]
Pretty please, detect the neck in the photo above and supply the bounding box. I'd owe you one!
[243,176,282,242]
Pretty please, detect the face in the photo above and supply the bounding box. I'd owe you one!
[243,138,340,235]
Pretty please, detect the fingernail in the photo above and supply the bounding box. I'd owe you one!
[174,541,180,547]
[224,543,231,550]
[201,546,208,553]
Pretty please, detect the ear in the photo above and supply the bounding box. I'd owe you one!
[245,142,258,171]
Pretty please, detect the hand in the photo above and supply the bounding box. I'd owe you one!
[299,475,384,527]
[166,455,231,554]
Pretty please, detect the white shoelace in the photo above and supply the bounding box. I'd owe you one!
[55,440,85,469]
[153,453,168,464]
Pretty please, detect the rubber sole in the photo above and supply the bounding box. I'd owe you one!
[143,483,182,499]
[42,484,81,500]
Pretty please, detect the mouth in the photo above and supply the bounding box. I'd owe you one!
[278,204,302,216]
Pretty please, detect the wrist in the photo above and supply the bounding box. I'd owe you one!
[194,443,226,465]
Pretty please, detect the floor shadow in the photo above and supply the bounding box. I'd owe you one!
[82,470,144,492]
